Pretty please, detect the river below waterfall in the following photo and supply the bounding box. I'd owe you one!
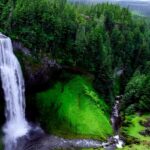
[0,33,124,150]
[14,95,124,150]
[14,128,123,150]
[0,33,30,150]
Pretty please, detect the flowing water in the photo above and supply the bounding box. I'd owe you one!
[0,33,30,150]
[110,96,124,149]
[0,33,124,150]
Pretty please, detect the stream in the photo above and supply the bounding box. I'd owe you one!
[0,33,124,150]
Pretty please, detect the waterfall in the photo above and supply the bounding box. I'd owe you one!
[111,96,124,149]
[0,34,30,150]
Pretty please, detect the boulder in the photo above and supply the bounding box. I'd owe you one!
[24,58,62,93]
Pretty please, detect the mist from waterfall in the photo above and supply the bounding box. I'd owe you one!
[0,34,30,150]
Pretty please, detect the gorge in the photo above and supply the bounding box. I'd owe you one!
[0,34,124,150]
[0,0,150,150]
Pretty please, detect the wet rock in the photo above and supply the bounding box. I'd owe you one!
[13,41,31,56]
[111,96,122,133]
[139,118,150,136]
[16,133,103,150]
[143,118,150,127]
[12,41,31,55]
[105,145,116,150]
[24,58,62,93]
[12,41,61,93]
[140,128,150,136]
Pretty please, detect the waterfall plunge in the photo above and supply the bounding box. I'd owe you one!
[0,34,30,150]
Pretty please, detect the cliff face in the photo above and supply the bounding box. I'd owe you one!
[13,44,62,93]
[0,43,62,127]
[23,58,61,93]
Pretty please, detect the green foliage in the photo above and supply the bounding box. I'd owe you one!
[36,76,112,140]
[121,114,150,142]
[123,72,150,113]
[0,0,150,126]
[0,0,150,102]
[120,144,150,150]
[113,76,121,96]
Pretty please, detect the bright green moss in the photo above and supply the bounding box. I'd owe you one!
[36,76,113,140]
[120,144,150,150]
[122,114,150,142]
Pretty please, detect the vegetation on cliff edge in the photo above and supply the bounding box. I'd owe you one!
[36,76,112,139]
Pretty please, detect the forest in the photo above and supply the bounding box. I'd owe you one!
[0,0,150,150]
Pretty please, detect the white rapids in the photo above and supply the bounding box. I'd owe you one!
[0,33,30,150]
[0,33,125,150]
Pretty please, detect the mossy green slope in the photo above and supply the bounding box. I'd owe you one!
[36,76,112,140]
[123,114,150,142]
[120,144,150,150]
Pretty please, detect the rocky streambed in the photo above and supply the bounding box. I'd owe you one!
[15,128,123,150]
[13,96,124,150]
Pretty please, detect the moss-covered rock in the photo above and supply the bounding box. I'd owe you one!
[121,114,150,149]
[121,114,150,142]
[15,51,61,93]
[119,143,150,150]
[36,76,113,140]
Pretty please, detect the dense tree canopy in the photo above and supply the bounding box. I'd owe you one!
[0,0,150,110]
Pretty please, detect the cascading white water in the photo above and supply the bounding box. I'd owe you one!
[0,33,30,150]
[111,96,124,149]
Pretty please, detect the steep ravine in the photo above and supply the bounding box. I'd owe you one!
[1,36,149,150]
[13,96,124,150]
[0,35,124,150]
